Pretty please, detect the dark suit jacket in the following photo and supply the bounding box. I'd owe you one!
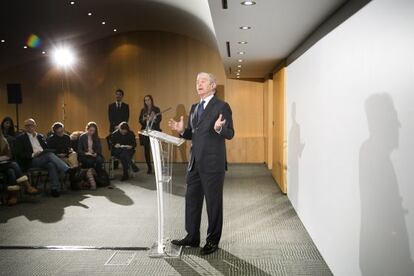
[46,134,71,155]
[181,96,234,173]
[108,102,129,132]
[77,133,102,157]
[15,132,48,169]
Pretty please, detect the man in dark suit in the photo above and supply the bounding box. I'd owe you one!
[168,72,234,255]
[108,89,129,133]
[14,119,77,197]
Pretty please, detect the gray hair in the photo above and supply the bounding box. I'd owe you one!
[197,72,217,87]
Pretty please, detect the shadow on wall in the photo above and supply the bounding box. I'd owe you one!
[359,93,414,276]
[288,102,305,210]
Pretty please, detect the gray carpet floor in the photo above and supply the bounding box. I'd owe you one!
[0,164,331,276]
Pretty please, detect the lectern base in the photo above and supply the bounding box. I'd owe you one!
[148,241,182,258]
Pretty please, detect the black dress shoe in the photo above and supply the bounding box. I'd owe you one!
[200,242,218,255]
[171,236,200,247]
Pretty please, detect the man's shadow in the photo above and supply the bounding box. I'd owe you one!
[288,102,305,209]
[174,104,188,163]
[166,247,270,276]
[359,93,414,275]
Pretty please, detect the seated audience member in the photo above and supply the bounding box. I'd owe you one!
[14,118,78,197]
[110,122,139,181]
[78,122,106,187]
[47,122,79,168]
[1,117,16,140]
[1,130,38,205]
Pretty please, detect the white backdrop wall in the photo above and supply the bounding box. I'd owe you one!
[286,0,414,275]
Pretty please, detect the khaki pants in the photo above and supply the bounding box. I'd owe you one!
[61,152,79,168]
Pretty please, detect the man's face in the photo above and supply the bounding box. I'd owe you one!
[116,92,123,102]
[196,74,214,96]
[55,127,65,137]
[25,123,36,134]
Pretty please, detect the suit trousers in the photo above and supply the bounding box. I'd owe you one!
[185,162,225,245]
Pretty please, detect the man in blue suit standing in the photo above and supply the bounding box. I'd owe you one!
[168,72,234,255]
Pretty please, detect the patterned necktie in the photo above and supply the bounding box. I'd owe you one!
[197,100,205,122]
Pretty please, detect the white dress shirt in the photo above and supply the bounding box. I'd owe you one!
[28,132,44,157]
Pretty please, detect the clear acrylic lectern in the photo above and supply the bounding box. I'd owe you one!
[139,130,185,258]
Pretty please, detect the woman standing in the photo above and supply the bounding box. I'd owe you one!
[139,95,161,174]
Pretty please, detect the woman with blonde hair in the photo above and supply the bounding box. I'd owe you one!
[0,131,38,205]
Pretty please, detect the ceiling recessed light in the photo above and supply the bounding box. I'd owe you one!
[238,41,248,44]
[237,76,240,78]
[237,65,242,68]
[237,70,241,73]
[113,28,117,32]
[238,51,245,55]
[1,39,5,43]
[238,59,243,62]
[240,26,251,30]
[42,51,46,54]
[241,1,256,6]
[23,45,27,49]
[102,21,106,25]
[88,12,92,16]
[70,1,75,5]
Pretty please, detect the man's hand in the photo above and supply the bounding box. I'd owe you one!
[214,114,226,132]
[115,143,121,148]
[168,116,185,133]
[33,151,42,157]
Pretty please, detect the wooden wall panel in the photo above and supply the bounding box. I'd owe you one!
[225,79,264,163]
[263,79,273,169]
[272,68,287,193]
[0,31,265,163]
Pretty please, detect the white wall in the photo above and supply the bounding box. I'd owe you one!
[286,0,414,275]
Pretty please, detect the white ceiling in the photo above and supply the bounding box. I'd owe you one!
[1,0,346,78]
[207,0,346,78]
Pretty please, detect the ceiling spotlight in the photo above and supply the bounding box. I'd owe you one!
[70,1,75,5]
[23,45,28,49]
[0,39,5,43]
[238,59,243,62]
[88,12,92,16]
[241,1,256,6]
[52,47,76,68]
[238,51,245,55]
[240,26,251,30]
[102,21,106,25]
[237,64,242,68]
[237,76,240,78]
[238,41,248,44]
[237,70,241,72]
[42,51,46,54]
[113,28,117,32]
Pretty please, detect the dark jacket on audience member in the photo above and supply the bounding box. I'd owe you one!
[14,132,48,169]
[77,133,102,157]
[47,134,71,155]
[110,130,137,150]
[108,102,129,133]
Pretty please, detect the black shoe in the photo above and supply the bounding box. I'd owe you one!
[131,163,140,173]
[200,241,218,255]
[171,236,200,247]
[121,174,129,181]
[51,189,60,198]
